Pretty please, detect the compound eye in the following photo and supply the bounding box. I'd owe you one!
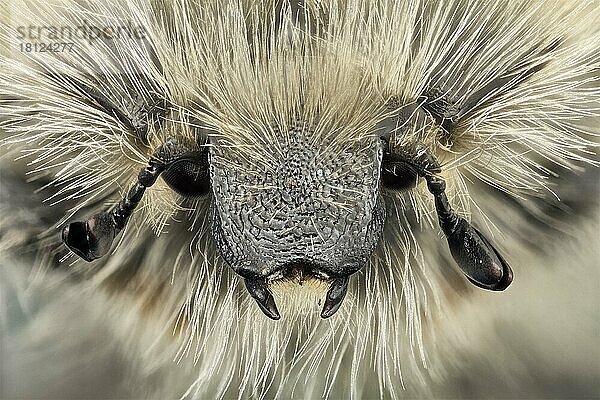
[161,149,210,197]
[381,154,419,192]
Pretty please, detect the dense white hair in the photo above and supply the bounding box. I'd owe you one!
[1,0,598,398]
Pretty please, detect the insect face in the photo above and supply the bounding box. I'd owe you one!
[62,115,514,319]
[209,124,386,318]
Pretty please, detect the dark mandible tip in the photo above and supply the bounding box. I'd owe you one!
[321,276,350,319]
[244,278,281,320]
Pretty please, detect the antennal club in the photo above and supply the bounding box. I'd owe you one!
[62,161,165,262]
[62,138,210,262]
[425,175,513,291]
[386,143,513,291]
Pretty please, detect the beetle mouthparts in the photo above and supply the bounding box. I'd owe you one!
[321,276,350,319]
[244,278,281,320]
[244,273,351,320]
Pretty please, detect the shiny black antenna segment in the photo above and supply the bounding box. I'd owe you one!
[382,142,513,291]
[62,160,165,262]
[62,140,209,262]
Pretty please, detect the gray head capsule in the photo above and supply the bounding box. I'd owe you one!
[209,124,386,319]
